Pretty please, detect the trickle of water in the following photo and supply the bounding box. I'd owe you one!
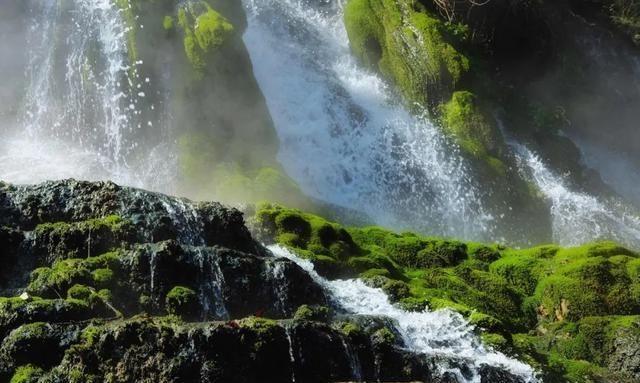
[242,0,493,241]
[149,250,157,296]
[340,334,362,382]
[194,248,229,320]
[266,259,291,317]
[510,142,640,249]
[269,245,539,383]
[284,324,298,383]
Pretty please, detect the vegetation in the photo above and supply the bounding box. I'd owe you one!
[177,1,234,75]
[255,203,640,381]
[344,0,469,108]
[165,286,198,319]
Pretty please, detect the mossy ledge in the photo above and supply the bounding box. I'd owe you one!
[253,202,640,382]
[0,180,522,382]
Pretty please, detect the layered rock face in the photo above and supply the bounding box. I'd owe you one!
[0,180,528,383]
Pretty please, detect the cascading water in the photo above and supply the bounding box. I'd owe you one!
[508,141,640,249]
[242,0,494,241]
[269,245,539,383]
[0,0,174,192]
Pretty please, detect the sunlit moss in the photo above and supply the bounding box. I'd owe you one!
[344,0,469,108]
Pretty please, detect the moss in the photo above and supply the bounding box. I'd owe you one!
[177,2,234,75]
[490,253,548,295]
[10,365,44,383]
[337,322,363,337]
[256,203,360,263]
[113,0,139,62]
[33,216,131,261]
[165,286,198,319]
[27,252,121,298]
[439,91,506,174]
[163,15,174,31]
[80,324,104,348]
[28,260,92,298]
[238,316,278,334]
[67,284,92,301]
[293,305,330,322]
[343,0,469,108]
[92,268,114,287]
[178,133,308,205]
[481,332,508,352]
[371,327,396,346]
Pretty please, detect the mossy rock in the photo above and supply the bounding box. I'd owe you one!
[293,304,330,322]
[344,0,469,108]
[177,1,234,75]
[165,286,198,319]
[9,365,44,383]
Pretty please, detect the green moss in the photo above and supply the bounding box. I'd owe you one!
[293,304,330,322]
[177,2,234,75]
[27,252,122,298]
[28,260,92,298]
[238,316,278,334]
[163,15,174,31]
[337,321,363,337]
[165,286,198,318]
[490,254,548,295]
[114,0,138,62]
[440,91,504,169]
[343,0,469,108]
[10,365,44,383]
[67,284,93,301]
[92,268,114,287]
[481,332,508,351]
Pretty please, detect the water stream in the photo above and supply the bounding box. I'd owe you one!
[243,0,494,241]
[269,244,540,383]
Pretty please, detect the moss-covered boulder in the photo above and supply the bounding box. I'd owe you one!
[165,286,199,319]
[344,0,469,108]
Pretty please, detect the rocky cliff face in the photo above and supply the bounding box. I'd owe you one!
[0,180,529,383]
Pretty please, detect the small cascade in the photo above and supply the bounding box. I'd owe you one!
[509,142,640,249]
[269,245,539,383]
[266,259,291,317]
[194,248,229,320]
[149,250,157,298]
[340,334,363,382]
[284,324,298,383]
[158,196,206,246]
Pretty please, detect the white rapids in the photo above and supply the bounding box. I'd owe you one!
[269,244,540,383]
[510,141,640,249]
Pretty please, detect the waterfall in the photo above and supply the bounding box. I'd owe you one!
[509,142,640,249]
[0,0,174,193]
[269,245,540,383]
[194,248,229,320]
[242,0,494,241]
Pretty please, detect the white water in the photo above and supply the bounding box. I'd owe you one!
[243,0,494,241]
[269,245,539,383]
[571,135,640,207]
[510,142,640,249]
[0,0,174,193]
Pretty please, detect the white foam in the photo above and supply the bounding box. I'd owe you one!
[269,245,539,383]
